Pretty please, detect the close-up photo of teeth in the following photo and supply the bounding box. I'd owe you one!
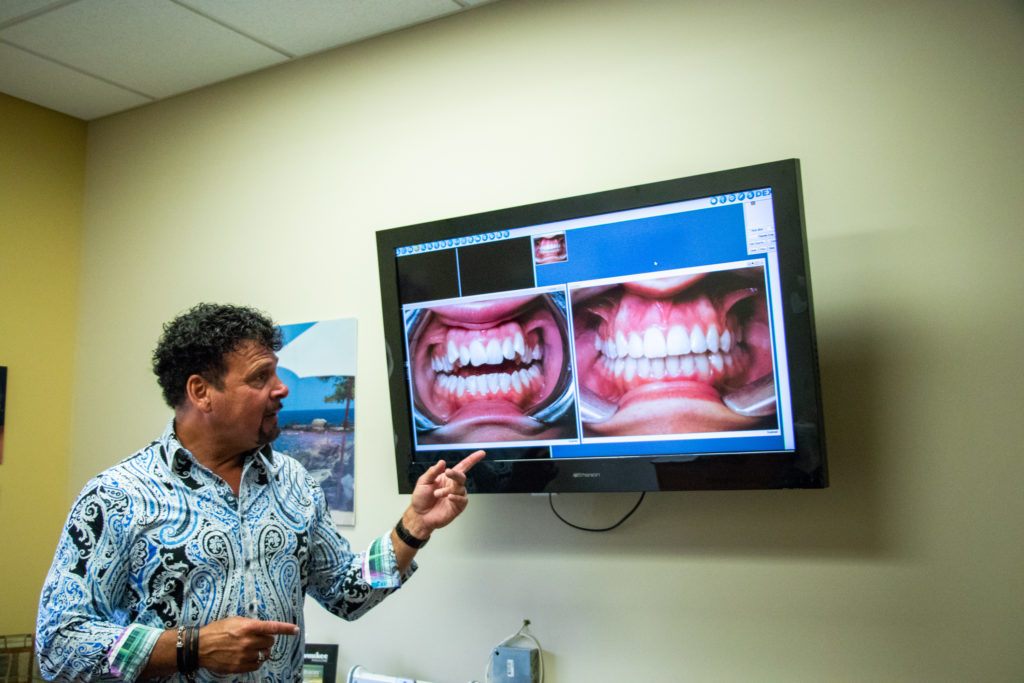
[571,265,778,437]
[407,291,578,445]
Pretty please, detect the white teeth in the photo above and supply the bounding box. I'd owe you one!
[599,323,736,362]
[459,344,471,366]
[447,340,458,364]
[514,333,526,358]
[666,355,681,377]
[637,356,651,379]
[706,324,720,354]
[469,339,488,366]
[502,337,516,361]
[439,367,540,399]
[666,325,689,355]
[689,327,707,354]
[614,357,625,377]
[643,328,667,358]
[681,355,695,376]
[695,354,710,378]
[628,332,644,359]
[709,353,724,372]
[623,356,636,381]
[650,357,666,379]
[616,331,629,358]
[486,338,503,365]
[532,345,544,361]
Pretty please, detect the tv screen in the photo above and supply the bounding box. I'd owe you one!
[376,159,827,493]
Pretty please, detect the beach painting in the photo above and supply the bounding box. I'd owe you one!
[274,318,357,526]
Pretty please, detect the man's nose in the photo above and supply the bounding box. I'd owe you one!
[273,375,290,398]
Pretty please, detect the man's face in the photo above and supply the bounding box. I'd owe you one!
[206,340,289,452]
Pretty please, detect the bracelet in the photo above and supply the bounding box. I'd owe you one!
[175,625,186,673]
[395,518,429,549]
[188,626,198,675]
[177,625,199,677]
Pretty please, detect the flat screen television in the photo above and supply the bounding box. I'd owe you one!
[376,159,827,493]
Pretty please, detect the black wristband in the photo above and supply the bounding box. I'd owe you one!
[181,626,198,676]
[176,625,186,673]
[395,518,429,549]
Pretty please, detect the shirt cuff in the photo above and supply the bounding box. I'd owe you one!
[107,624,163,681]
[362,531,416,589]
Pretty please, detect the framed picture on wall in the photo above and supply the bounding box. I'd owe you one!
[273,319,358,526]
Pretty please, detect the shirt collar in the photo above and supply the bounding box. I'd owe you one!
[158,418,278,473]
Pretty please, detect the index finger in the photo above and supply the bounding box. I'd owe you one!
[247,620,300,636]
[451,449,486,474]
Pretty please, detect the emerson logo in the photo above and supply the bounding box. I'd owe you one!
[573,472,601,478]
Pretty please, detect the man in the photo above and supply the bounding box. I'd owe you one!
[36,303,484,681]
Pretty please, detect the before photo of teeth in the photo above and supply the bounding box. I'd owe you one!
[407,290,578,446]
[571,264,779,438]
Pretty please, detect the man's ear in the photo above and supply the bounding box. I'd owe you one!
[185,374,213,413]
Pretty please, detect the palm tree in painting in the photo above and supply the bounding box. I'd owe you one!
[322,376,354,431]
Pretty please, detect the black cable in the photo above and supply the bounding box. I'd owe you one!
[548,492,645,532]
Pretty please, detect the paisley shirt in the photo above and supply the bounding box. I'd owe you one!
[37,421,412,682]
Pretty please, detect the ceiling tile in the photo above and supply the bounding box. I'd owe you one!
[0,0,69,26]
[177,0,461,57]
[0,0,289,99]
[0,42,151,119]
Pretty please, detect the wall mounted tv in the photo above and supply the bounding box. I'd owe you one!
[376,159,827,493]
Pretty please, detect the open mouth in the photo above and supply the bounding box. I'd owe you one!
[534,234,567,264]
[572,267,777,435]
[409,293,575,443]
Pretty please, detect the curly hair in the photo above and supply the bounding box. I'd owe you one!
[152,303,283,408]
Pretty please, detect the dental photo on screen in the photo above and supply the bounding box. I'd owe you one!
[570,264,777,438]
[405,289,578,446]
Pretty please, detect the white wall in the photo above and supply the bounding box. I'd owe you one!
[72,0,1023,680]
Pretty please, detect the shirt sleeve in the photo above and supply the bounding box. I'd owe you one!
[305,477,415,620]
[106,625,163,681]
[36,479,139,681]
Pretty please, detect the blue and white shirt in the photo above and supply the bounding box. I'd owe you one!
[37,420,412,682]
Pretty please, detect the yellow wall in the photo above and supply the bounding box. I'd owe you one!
[0,94,85,633]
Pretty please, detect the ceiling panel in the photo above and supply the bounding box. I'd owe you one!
[0,42,151,119]
[0,0,70,26]
[178,0,463,57]
[0,0,288,99]
[0,0,505,119]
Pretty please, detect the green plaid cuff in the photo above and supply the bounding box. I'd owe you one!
[107,623,162,680]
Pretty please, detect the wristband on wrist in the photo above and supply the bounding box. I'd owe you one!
[175,625,186,673]
[177,625,199,678]
[395,518,429,549]
[188,626,199,675]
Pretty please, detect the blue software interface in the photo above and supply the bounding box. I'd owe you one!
[396,188,793,459]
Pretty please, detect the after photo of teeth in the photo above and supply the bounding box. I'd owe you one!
[571,265,778,437]
[533,232,567,264]
[407,290,577,445]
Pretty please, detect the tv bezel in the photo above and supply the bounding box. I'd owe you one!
[376,159,827,494]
